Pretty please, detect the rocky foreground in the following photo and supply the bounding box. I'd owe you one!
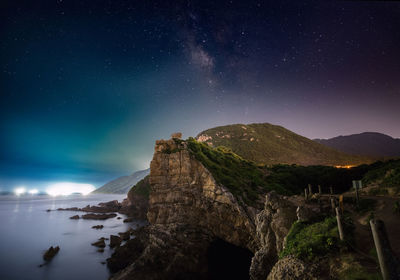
[106,136,347,280]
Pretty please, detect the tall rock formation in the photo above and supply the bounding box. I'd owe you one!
[110,136,304,280]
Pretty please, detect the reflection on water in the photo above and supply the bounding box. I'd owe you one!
[0,194,141,280]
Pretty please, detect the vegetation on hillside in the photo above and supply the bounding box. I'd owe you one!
[279,217,340,261]
[362,159,400,188]
[128,176,150,199]
[196,123,371,166]
[186,138,400,206]
[186,137,288,206]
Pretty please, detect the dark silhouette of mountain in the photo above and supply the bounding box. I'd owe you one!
[314,132,400,157]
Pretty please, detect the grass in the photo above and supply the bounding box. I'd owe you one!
[279,217,340,261]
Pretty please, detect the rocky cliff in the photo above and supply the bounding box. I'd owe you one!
[110,136,310,279]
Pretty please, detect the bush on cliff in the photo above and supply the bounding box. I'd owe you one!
[129,176,150,199]
[279,217,340,261]
[186,137,288,206]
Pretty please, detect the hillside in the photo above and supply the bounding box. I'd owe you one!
[196,123,371,166]
[92,169,150,194]
[314,132,400,157]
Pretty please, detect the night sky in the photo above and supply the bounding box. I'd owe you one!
[1,0,400,191]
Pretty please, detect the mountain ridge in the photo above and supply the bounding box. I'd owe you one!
[314,132,400,158]
[92,168,150,194]
[196,122,372,166]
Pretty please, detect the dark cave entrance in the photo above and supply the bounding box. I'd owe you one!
[206,239,253,280]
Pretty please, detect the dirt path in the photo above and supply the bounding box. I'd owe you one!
[324,194,400,258]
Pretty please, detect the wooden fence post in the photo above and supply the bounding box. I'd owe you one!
[335,207,344,241]
[353,180,359,205]
[330,186,333,195]
[308,184,312,196]
[318,185,322,194]
[330,197,336,214]
[370,219,400,280]
[304,188,308,200]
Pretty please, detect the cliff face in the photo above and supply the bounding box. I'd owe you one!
[148,139,257,250]
[111,137,301,279]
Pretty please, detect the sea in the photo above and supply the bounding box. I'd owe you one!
[0,194,143,280]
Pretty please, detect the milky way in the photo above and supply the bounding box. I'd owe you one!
[1,0,399,190]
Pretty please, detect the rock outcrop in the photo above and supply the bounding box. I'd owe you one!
[109,137,312,280]
[250,192,298,280]
[266,256,319,280]
[110,138,259,279]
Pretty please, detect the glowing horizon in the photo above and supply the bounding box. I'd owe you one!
[14,187,26,196]
[45,182,96,196]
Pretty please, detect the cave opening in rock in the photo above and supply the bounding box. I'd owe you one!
[206,238,253,280]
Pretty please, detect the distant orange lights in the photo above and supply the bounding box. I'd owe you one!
[334,165,355,169]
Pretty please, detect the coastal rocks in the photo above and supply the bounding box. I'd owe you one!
[82,200,121,213]
[107,227,149,273]
[69,215,80,219]
[123,217,134,223]
[110,235,122,248]
[91,239,106,248]
[118,231,130,241]
[250,192,297,280]
[43,246,60,261]
[58,200,122,213]
[82,213,117,220]
[92,225,104,229]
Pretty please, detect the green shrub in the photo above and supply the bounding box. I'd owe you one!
[280,217,340,261]
[186,138,278,206]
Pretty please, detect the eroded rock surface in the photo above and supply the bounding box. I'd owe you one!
[267,255,320,280]
[250,192,297,280]
[110,138,258,280]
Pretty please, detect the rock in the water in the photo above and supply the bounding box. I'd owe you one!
[43,246,60,261]
[110,235,122,248]
[123,217,134,223]
[118,231,130,241]
[91,239,106,248]
[69,215,80,219]
[82,213,117,220]
[117,217,122,220]
[92,225,104,229]
[58,207,80,211]
[107,227,149,273]
[98,248,105,253]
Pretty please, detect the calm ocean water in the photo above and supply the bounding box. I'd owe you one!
[0,194,141,280]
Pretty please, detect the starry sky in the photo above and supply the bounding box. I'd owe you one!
[1,0,400,191]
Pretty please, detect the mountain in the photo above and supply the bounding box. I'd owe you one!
[314,132,400,158]
[196,123,371,166]
[92,168,150,194]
